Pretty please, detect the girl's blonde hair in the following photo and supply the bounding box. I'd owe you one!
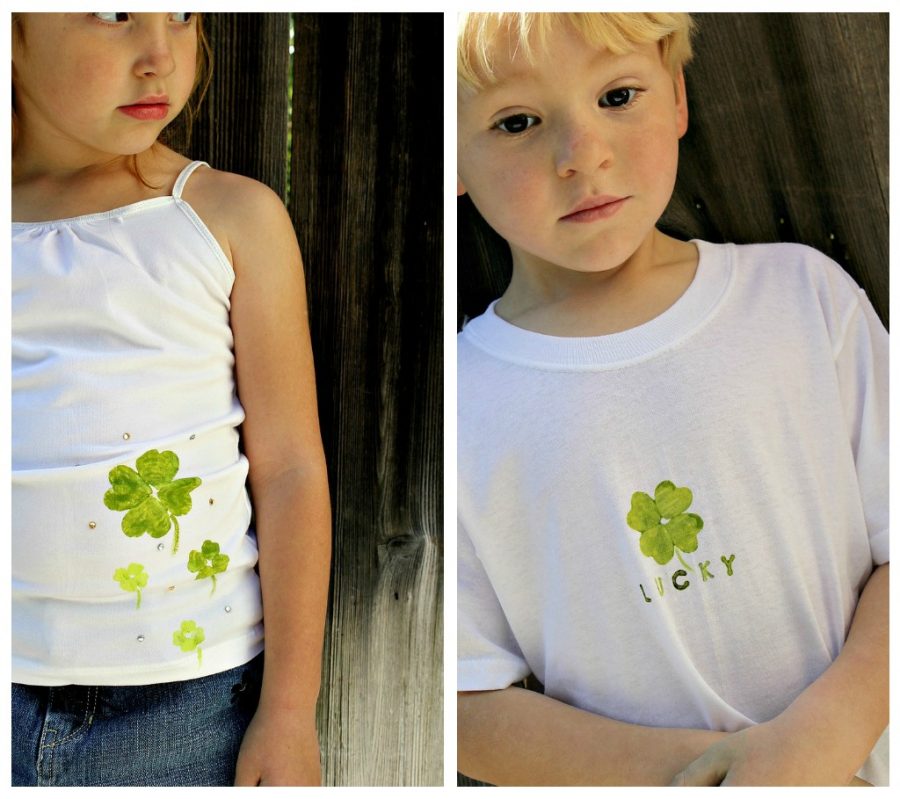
[12,13,214,185]
[458,12,695,92]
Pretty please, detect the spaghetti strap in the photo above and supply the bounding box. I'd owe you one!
[172,160,210,199]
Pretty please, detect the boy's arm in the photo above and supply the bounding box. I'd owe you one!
[674,562,888,786]
[459,686,728,786]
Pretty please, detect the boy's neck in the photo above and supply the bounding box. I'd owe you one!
[494,229,699,337]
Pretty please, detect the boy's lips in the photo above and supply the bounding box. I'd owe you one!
[118,94,170,121]
[560,195,629,223]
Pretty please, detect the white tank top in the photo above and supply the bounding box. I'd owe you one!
[12,161,264,685]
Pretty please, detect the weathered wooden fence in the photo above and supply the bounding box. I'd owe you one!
[457,11,888,786]
[171,12,443,786]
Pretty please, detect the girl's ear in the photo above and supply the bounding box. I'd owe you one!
[674,70,689,139]
[457,176,467,197]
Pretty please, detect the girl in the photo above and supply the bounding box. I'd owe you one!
[12,12,331,786]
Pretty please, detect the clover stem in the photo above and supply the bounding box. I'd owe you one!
[197,647,203,667]
[210,575,217,596]
[171,514,180,555]
[676,549,694,572]
[136,589,142,610]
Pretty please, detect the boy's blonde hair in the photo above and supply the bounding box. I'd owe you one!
[458,12,695,92]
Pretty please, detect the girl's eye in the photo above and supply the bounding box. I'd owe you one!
[493,114,541,135]
[171,13,194,23]
[599,87,640,108]
[92,12,130,23]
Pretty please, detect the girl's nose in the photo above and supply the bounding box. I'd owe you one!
[132,27,176,78]
[555,120,614,178]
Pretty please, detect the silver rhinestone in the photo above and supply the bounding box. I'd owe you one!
[137,635,145,643]
[224,605,232,613]
[779,218,785,224]
[167,585,176,592]
[829,233,835,240]
[189,434,196,440]
[122,432,131,440]
[88,521,97,529]
[157,543,165,551]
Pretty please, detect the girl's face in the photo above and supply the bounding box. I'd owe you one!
[13,13,198,164]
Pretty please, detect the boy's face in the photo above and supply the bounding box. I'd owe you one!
[458,25,688,276]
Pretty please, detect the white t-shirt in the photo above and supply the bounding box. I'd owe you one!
[458,240,888,784]
[12,162,264,686]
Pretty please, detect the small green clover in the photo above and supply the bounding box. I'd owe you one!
[173,619,205,666]
[187,540,230,595]
[113,562,149,609]
[104,449,201,554]
[626,480,704,568]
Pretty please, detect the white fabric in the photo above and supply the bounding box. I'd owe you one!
[458,240,888,784]
[12,161,264,686]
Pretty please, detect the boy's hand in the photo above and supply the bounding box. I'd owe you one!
[234,705,322,786]
[670,717,862,786]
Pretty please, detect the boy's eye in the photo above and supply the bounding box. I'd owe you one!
[599,87,640,108]
[93,12,130,23]
[493,114,541,135]
[171,12,194,23]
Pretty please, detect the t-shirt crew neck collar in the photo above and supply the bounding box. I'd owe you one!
[462,239,734,370]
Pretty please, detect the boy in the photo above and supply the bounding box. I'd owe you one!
[456,13,887,786]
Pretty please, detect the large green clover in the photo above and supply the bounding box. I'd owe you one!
[113,562,149,609]
[626,480,704,568]
[173,619,205,666]
[187,540,230,595]
[104,449,201,554]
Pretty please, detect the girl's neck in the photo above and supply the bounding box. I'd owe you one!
[12,143,187,224]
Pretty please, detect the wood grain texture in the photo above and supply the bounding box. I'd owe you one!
[174,12,443,787]
[458,13,888,329]
[290,13,444,787]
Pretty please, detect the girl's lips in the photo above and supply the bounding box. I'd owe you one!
[118,103,169,121]
[560,196,629,223]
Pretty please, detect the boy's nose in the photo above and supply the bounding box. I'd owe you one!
[555,123,613,177]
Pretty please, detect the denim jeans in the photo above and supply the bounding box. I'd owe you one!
[11,652,263,786]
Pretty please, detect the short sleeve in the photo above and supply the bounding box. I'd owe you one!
[458,519,531,691]
[833,288,888,564]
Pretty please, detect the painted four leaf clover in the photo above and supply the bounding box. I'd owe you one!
[187,540,230,595]
[173,620,205,666]
[103,449,201,554]
[627,480,704,568]
[113,562,149,609]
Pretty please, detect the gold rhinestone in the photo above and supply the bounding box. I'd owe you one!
[122,432,131,440]
[88,521,97,529]
[209,498,215,505]
[167,585,176,592]
[189,434,196,440]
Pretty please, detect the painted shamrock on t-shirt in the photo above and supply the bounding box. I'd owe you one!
[173,619,205,666]
[627,481,704,568]
[187,540,230,595]
[104,449,201,554]
[113,562,149,609]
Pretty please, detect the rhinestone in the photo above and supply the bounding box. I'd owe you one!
[167,585,176,592]
[829,233,835,240]
[209,498,215,505]
[137,635,145,643]
[224,605,232,613]
[88,521,97,529]
[122,432,131,440]
[190,434,196,440]
[157,543,165,551]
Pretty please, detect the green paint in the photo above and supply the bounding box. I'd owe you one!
[187,540,230,595]
[699,560,714,581]
[626,481,704,565]
[173,620,205,666]
[104,449,201,554]
[640,584,652,603]
[113,562,149,609]
[672,570,690,591]
[721,553,736,576]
